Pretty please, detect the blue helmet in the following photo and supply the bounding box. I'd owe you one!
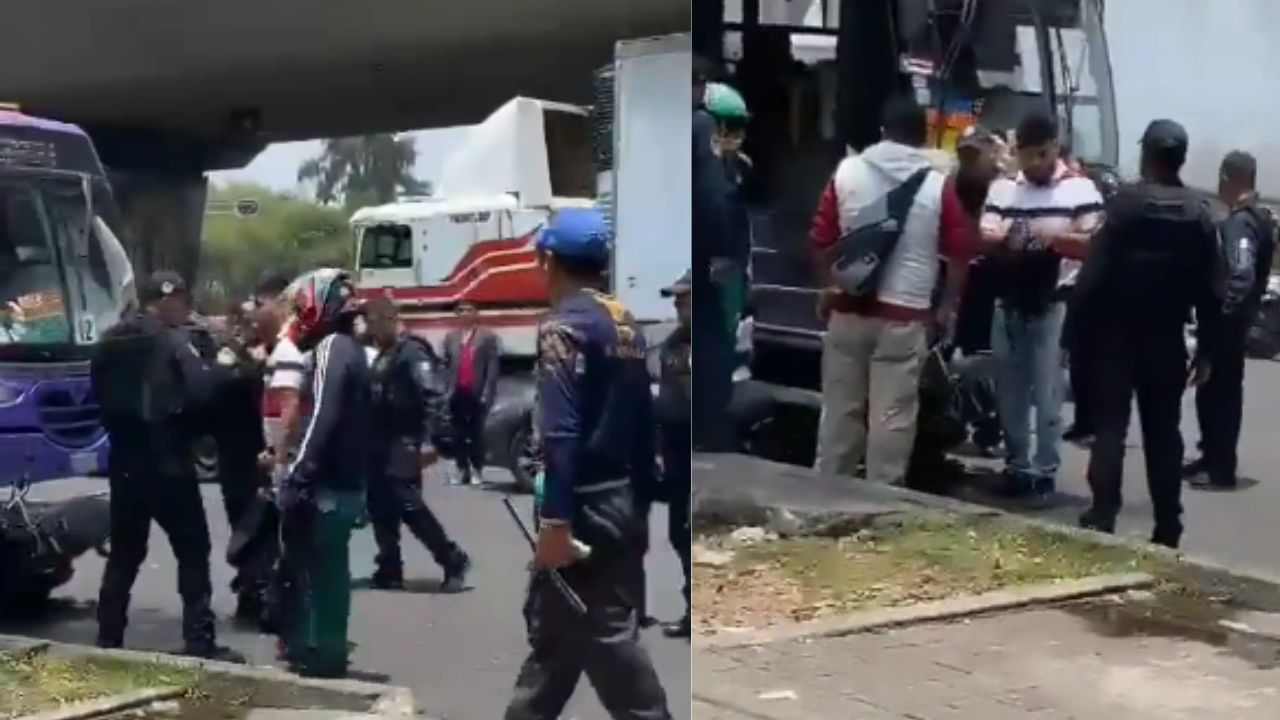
[535,207,611,265]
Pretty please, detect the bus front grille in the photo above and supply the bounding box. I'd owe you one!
[36,387,103,448]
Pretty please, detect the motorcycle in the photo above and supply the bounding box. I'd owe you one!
[1246,274,1280,360]
[0,480,111,610]
[904,345,1003,494]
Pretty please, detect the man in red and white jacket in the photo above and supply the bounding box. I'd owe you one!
[810,96,974,484]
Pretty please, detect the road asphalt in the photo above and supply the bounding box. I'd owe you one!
[8,359,1280,719]
[990,356,1280,577]
[0,468,691,720]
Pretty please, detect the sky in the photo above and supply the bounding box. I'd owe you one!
[207,126,473,194]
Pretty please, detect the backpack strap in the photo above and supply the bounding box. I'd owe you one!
[884,167,933,227]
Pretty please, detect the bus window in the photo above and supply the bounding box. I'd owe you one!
[0,182,71,345]
[358,224,413,269]
[39,179,133,341]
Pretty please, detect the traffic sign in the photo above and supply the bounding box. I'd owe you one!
[234,198,259,218]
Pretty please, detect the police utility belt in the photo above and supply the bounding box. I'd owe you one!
[544,476,638,562]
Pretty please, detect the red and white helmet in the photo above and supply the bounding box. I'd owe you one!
[282,268,359,349]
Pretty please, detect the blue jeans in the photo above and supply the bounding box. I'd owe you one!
[992,302,1066,481]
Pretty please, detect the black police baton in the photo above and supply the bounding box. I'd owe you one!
[500,496,588,616]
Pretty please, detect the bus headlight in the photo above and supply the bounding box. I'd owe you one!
[0,380,25,406]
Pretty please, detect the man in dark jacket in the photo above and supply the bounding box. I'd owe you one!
[1185,150,1276,490]
[1074,120,1221,549]
[364,296,472,591]
[206,305,275,623]
[277,268,371,678]
[504,207,670,720]
[693,58,735,451]
[657,270,692,638]
[442,301,501,484]
[92,271,237,660]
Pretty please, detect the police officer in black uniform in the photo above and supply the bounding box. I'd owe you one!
[656,270,692,639]
[363,296,472,591]
[1074,120,1221,548]
[91,271,238,659]
[207,305,276,622]
[1185,150,1276,490]
[504,208,671,720]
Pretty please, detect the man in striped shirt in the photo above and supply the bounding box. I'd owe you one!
[980,111,1104,499]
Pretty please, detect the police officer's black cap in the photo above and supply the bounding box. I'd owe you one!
[661,269,693,297]
[1140,119,1189,152]
[1221,150,1258,184]
[141,271,187,303]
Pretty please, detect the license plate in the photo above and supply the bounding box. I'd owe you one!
[69,452,98,475]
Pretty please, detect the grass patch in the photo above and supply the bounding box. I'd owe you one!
[0,650,198,719]
[695,513,1165,631]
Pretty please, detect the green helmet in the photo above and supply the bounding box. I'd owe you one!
[703,82,749,121]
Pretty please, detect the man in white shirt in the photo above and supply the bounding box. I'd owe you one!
[980,111,1103,500]
[252,275,308,481]
[248,275,309,639]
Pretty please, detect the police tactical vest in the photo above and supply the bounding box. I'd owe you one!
[657,332,691,428]
[1107,187,1215,330]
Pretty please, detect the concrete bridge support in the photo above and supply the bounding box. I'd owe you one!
[109,171,209,287]
[85,126,261,289]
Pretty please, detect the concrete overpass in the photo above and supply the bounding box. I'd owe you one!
[0,0,686,279]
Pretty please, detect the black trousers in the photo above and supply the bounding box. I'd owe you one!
[692,272,734,451]
[218,451,274,604]
[367,473,464,578]
[661,426,691,613]
[98,464,215,649]
[449,391,487,474]
[504,563,672,720]
[1085,329,1187,546]
[1195,322,1248,484]
[1063,303,1095,434]
[631,502,651,622]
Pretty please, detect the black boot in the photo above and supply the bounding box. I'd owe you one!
[440,551,471,593]
[180,595,244,663]
[370,567,405,590]
[233,592,263,624]
[1078,509,1116,534]
[662,613,691,638]
[1151,522,1183,550]
[96,591,129,649]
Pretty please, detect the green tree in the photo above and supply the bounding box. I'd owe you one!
[199,182,351,312]
[297,133,425,211]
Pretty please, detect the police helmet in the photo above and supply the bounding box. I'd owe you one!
[704,82,749,127]
[535,207,612,267]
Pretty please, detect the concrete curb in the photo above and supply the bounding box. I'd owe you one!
[693,453,1280,613]
[0,636,417,719]
[693,572,1156,650]
[18,687,183,720]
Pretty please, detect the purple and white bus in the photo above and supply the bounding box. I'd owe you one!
[0,109,135,486]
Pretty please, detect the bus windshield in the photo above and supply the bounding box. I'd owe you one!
[0,175,133,358]
[901,0,1116,166]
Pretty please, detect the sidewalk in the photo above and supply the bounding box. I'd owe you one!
[693,605,1280,720]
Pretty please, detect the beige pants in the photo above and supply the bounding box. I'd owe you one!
[815,312,927,484]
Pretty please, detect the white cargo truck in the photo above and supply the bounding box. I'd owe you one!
[483,33,693,489]
[605,33,693,322]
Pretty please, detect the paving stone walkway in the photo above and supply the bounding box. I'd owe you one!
[693,606,1280,720]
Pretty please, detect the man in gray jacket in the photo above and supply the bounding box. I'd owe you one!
[442,301,501,484]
